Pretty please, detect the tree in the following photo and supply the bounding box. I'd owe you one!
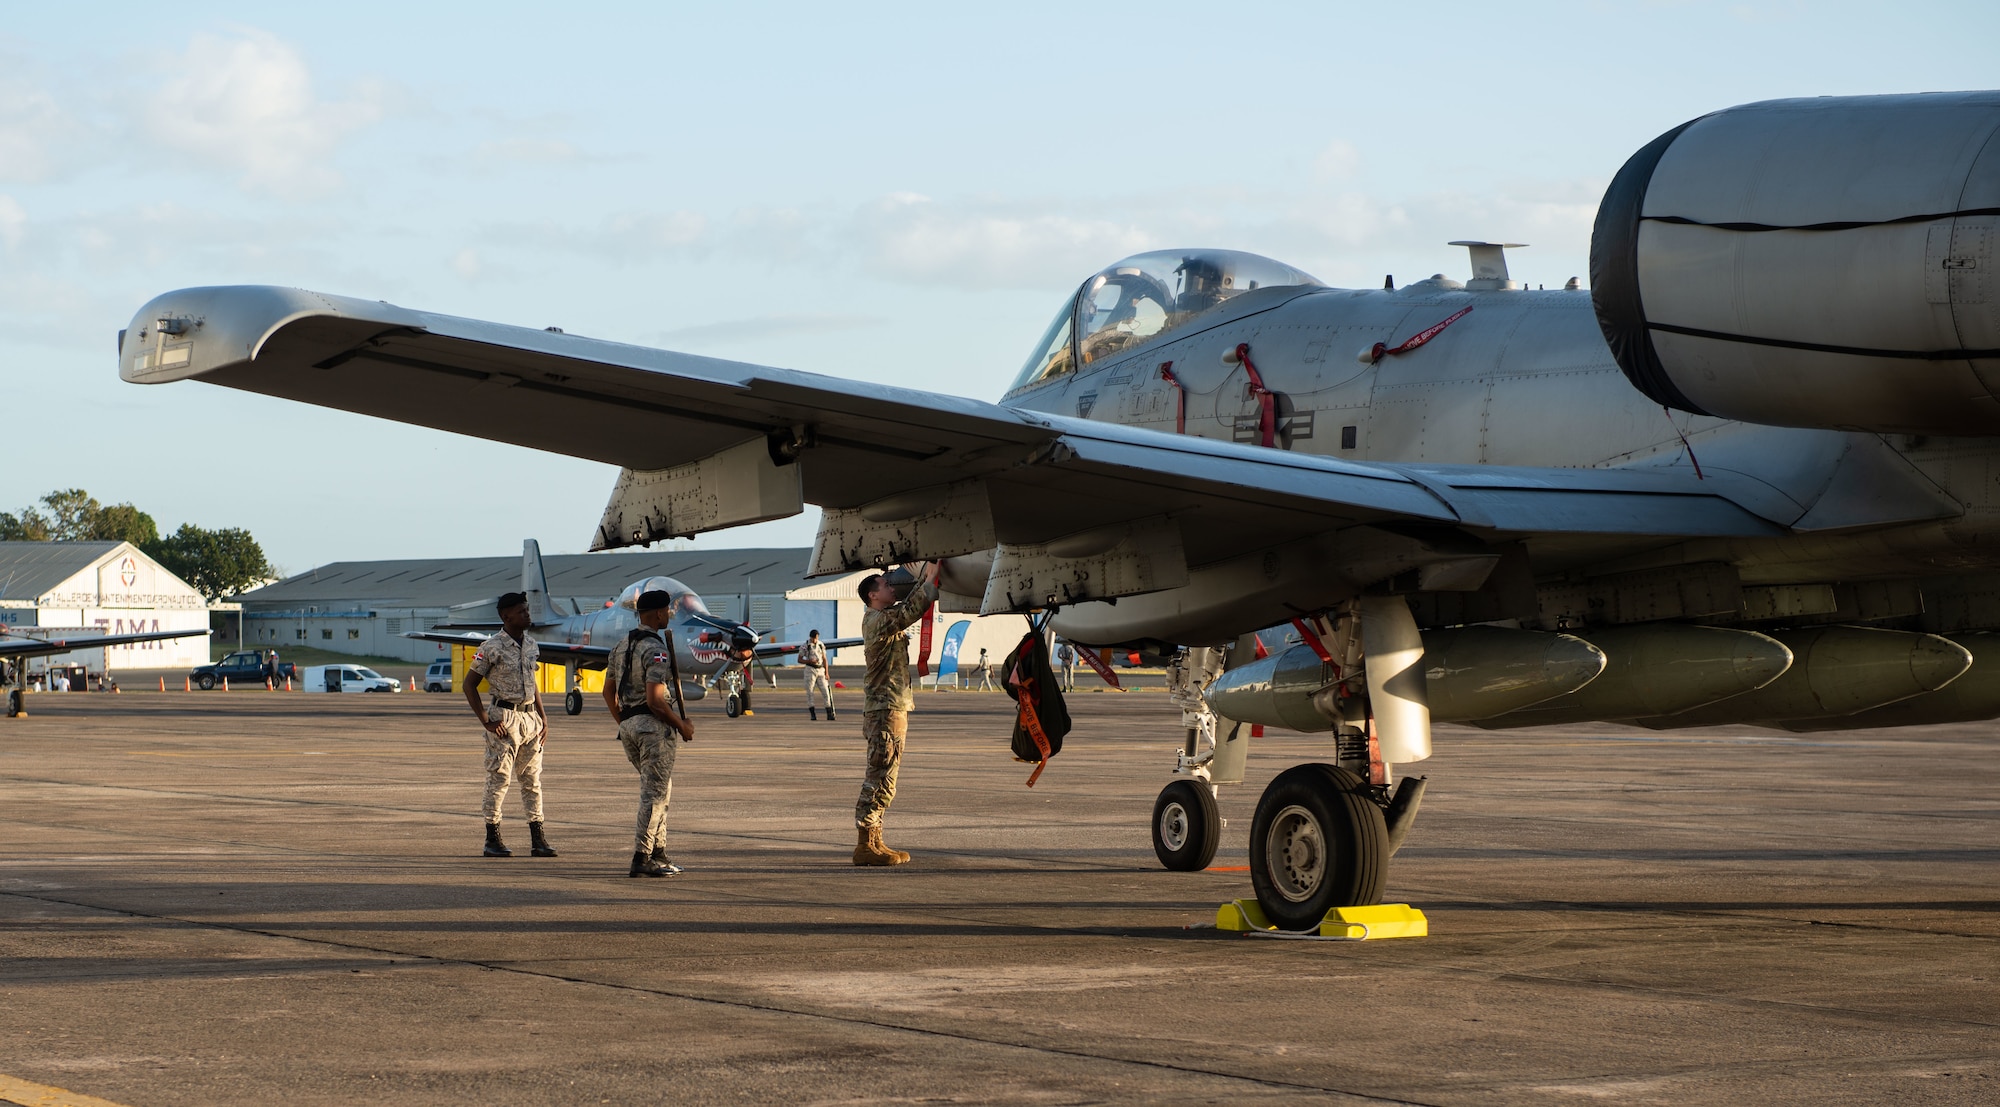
[144,525,273,602]
[0,489,158,544]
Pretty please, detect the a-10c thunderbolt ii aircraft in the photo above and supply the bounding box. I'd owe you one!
[407,540,858,718]
[121,91,2000,928]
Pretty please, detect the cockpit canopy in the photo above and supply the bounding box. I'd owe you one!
[1010,249,1321,392]
[615,576,710,618]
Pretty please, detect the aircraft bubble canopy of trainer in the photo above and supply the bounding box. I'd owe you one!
[1010,249,1322,391]
[615,576,709,617]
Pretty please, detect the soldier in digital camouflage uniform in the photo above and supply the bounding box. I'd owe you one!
[852,561,940,866]
[603,589,694,877]
[463,591,556,859]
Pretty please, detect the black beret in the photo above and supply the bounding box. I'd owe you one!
[637,589,673,612]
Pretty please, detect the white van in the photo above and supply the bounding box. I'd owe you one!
[298,664,402,693]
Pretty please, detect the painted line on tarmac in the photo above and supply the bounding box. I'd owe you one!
[0,1072,134,1107]
[0,888,1435,1106]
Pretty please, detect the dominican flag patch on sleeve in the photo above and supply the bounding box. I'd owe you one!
[650,651,672,664]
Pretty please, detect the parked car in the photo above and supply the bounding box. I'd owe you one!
[423,660,453,692]
[296,664,402,693]
[190,650,297,691]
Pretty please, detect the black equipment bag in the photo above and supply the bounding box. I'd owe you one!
[1002,629,1071,785]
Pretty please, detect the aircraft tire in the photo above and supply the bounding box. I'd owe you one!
[1249,763,1386,929]
[564,689,583,716]
[196,675,215,691]
[725,693,742,718]
[1152,779,1220,871]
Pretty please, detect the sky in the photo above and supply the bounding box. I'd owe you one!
[3,1,1996,573]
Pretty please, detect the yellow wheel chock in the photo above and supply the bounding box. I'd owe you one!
[1215,899,1428,940]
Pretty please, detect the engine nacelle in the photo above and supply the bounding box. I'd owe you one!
[1593,91,2000,434]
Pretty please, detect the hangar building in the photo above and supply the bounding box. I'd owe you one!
[236,545,1032,675]
[0,541,212,669]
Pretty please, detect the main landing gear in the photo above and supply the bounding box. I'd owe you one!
[1152,610,1429,930]
[565,688,584,716]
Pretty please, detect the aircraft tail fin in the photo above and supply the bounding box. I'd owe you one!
[522,539,554,623]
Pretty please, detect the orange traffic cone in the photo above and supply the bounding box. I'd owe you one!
[184,676,191,692]
[158,677,166,692]
[286,676,293,691]
[222,677,229,692]
[265,676,273,690]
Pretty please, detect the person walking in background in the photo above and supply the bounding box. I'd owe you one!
[974,647,993,691]
[1057,640,1078,692]
[800,629,835,721]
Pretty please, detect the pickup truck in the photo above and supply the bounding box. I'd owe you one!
[189,650,297,690]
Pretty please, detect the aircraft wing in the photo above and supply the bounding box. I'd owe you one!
[126,286,1794,576]
[404,630,611,662]
[0,628,208,660]
[754,636,863,660]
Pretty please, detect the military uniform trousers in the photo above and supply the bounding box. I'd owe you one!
[855,709,907,828]
[483,708,545,823]
[617,715,679,854]
[805,668,834,710]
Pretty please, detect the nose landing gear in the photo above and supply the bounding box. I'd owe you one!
[1151,778,1220,871]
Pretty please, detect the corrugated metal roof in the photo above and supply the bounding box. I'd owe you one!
[239,547,819,611]
[0,541,124,602]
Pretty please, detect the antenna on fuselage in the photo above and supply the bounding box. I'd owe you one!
[1448,241,1527,291]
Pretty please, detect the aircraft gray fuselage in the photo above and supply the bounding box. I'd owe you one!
[991,269,1996,644]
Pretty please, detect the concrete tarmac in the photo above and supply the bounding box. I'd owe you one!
[1,688,1995,1105]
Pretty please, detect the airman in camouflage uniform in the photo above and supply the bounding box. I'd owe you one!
[852,562,941,866]
[603,589,694,878]
[463,591,556,859]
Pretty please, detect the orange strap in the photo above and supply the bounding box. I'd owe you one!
[1017,686,1052,787]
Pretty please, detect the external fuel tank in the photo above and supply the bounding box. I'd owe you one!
[1633,625,1971,729]
[1474,624,1791,728]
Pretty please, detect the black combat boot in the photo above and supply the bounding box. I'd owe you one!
[649,845,683,875]
[529,821,557,857]
[810,705,818,720]
[629,851,670,877]
[483,823,511,857]
[827,704,836,722]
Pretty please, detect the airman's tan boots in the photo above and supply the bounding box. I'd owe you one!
[853,825,909,866]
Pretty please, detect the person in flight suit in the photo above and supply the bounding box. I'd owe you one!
[852,561,940,866]
[463,591,556,859]
[800,629,835,721]
[973,647,994,691]
[603,589,695,878]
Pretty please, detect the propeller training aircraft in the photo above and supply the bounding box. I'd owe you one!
[122,92,2000,928]
[407,540,858,717]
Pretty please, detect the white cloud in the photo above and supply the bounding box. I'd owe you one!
[0,72,70,184]
[1311,140,1361,183]
[453,247,481,280]
[0,195,23,250]
[471,137,584,167]
[138,29,385,197]
[852,193,1153,290]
